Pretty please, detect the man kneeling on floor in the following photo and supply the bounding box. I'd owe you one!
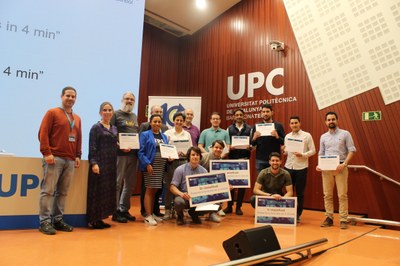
[170,146,221,225]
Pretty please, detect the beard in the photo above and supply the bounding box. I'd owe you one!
[328,123,336,129]
[121,103,133,113]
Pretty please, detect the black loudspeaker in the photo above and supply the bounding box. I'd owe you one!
[223,225,281,261]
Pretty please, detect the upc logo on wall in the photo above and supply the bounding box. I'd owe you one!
[226,67,297,121]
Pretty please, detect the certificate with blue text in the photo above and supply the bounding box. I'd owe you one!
[255,196,297,226]
[185,172,231,207]
[210,159,250,188]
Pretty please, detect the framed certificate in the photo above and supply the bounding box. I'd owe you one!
[185,172,231,207]
[255,196,297,226]
[209,159,250,188]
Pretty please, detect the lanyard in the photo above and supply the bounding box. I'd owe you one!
[60,107,75,130]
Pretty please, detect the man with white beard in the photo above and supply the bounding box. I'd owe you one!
[110,91,139,223]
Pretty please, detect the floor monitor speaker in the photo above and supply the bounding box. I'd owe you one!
[223,225,281,261]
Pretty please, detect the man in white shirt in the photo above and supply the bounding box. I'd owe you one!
[283,116,315,223]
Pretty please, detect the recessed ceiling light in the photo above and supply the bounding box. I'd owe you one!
[196,0,207,10]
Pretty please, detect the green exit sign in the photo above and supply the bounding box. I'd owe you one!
[362,111,381,121]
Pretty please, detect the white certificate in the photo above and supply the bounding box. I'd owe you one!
[171,139,192,154]
[231,136,250,149]
[195,204,220,212]
[318,155,340,170]
[119,133,139,149]
[160,143,179,159]
[285,138,304,153]
[256,123,275,136]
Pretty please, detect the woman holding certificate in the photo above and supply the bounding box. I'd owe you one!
[138,114,169,226]
[164,112,193,220]
[87,102,118,229]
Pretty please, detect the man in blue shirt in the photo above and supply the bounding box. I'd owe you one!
[171,146,218,225]
[198,112,230,155]
[317,111,356,229]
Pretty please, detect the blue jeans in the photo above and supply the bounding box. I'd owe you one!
[39,157,75,223]
[116,155,138,212]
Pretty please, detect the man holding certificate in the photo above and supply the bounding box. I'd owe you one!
[251,104,285,173]
[225,108,252,216]
[250,152,293,208]
[170,147,219,225]
[317,111,356,229]
[110,92,139,223]
[283,116,316,223]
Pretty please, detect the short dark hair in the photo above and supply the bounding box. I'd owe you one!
[233,108,244,115]
[269,152,281,160]
[62,86,76,96]
[149,114,162,122]
[186,146,202,161]
[210,112,221,119]
[289,116,300,122]
[325,111,338,120]
[262,103,273,111]
[211,139,225,149]
[173,112,186,121]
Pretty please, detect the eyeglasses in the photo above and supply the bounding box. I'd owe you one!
[123,98,135,101]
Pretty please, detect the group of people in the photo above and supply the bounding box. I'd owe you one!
[37,86,355,235]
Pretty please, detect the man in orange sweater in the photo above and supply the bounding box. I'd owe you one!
[38,86,82,235]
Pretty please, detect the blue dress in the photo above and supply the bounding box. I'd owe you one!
[86,122,118,224]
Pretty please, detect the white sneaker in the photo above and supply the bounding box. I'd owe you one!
[217,210,226,216]
[163,210,171,221]
[209,212,221,223]
[153,214,163,223]
[144,215,157,226]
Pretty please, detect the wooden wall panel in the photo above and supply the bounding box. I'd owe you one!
[139,0,400,221]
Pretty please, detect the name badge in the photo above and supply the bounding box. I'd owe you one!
[69,135,76,142]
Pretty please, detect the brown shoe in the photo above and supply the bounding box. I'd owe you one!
[320,217,333,227]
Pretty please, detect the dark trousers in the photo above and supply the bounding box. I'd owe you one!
[284,167,308,218]
[227,188,246,209]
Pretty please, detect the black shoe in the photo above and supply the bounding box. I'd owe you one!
[235,208,243,215]
[53,220,73,232]
[191,215,202,224]
[121,211,136,222]
[112,212,128,223]
[99,220,111,228]
[176,212,185,226]
[223,207,233,214]
[188,209,202,224]
[39,221,56,235]
[153,212,164,217]
[90,221,105,229]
